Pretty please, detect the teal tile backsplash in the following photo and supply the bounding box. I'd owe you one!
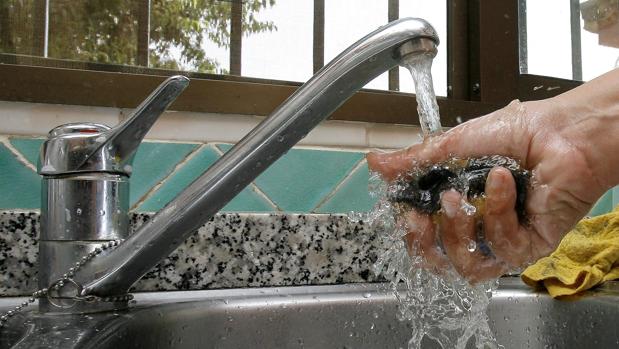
[9,137,44,167]
[138,145,220,211]
[252,148,364,212]
[138,145,275,212]
[3,135,617,216]
[316,161,376,213]
[129,142,197,207]
[217,144,365,212]
[0,143,41,209]
[589,189,619,216]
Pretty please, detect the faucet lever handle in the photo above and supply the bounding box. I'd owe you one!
[39,75,189,176]
[101,75,190,168]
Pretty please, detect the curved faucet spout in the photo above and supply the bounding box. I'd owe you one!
[77,17,439,297]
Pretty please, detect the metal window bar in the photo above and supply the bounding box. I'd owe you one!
[517,0,527,74]
[313,0,325,73]
[0,3,15,53]
[570,0,583,81]
[388,0,399,91]
[447,0,473,100]
[230,0,243,75]
[32,0,49,57]
[137,0,150,67]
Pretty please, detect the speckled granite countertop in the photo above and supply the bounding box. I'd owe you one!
[0,211,386,296]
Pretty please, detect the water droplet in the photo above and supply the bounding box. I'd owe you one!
[76,208,82,216]
[362,292,372,299]
[98,210,105,216]
[461,201,477,216]
[466,239,477,252]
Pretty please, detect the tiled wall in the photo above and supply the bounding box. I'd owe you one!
[589,187,619,216]
[0,136,377,213]
[0,100,616,216]
[0,100,429,214]
[3,135,616,215]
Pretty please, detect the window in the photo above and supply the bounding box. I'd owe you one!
[400,1,447,96]
[242,1,313,82]
[0,0,448,92]
[522,0,619,81]
[2,1,548,126]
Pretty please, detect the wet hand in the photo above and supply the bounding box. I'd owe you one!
[367,100,605,283]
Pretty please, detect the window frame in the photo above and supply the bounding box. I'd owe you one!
[0,0,583,127]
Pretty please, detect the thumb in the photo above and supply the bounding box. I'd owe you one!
[367,148,417,181]
[366,130,465,181]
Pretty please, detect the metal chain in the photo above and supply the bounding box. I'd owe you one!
[0,238,134,328]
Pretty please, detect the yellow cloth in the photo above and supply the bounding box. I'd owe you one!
[521,205,619,298]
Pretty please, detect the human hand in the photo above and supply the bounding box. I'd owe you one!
[367,99,608,283]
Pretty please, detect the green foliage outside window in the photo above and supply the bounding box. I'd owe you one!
[0,0,277,74]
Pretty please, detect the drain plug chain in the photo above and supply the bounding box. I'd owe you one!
[0,239,134,327]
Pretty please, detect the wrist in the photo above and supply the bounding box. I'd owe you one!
[546,92,619,192]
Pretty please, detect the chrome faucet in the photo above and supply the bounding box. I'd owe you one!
[37,18,439,313]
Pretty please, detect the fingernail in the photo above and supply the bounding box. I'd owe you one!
[366,151,385,163]
[441,192,458,218]
[404,215,418,231]
[486,168,503,193]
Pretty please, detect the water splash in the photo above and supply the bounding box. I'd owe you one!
[367,177,501,348]
[362,49,503,349]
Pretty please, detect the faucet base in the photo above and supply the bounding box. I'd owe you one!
[38,298,129,314]
[37,241,132,314]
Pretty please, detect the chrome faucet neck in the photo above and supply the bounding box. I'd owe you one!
[37,18,439,313]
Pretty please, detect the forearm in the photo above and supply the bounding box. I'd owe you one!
[547,69,619,190]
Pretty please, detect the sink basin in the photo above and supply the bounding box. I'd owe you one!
[1,278,618,348]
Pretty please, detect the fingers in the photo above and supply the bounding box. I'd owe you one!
[397,168,534,282]
[367,144,423,181]
[483,167,531,267]
[366,135,462,181]
[367,101,533,182]
[402,210,448,271]
[440,190,506,283]
[400,185,516,283]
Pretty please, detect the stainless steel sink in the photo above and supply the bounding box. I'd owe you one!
[1,278,618,348]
